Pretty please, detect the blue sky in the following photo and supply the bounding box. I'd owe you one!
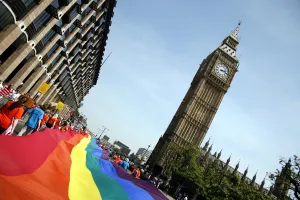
[81,0,300,186]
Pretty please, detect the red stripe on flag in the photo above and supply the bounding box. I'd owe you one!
[0,134,83,200]
[0,129,81,176]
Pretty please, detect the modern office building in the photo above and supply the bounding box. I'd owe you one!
[113,140,131,156]
[136,148,152,161]
[0,0,116,108]
[102,134,109,142]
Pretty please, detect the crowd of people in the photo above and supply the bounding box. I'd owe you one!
[97,142,168,192]
[0,81,22,102]
[0,81,89,137]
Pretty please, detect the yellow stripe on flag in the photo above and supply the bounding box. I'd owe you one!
[69,137,102,200]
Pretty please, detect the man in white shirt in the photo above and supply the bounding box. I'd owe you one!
[10,90,20,101]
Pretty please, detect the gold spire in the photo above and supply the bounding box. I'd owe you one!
[230,20,242,42]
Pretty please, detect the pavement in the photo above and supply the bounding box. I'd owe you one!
[13,118,28,135]
[160,190,174,200]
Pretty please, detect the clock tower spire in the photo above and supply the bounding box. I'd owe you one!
[147,22,241,172]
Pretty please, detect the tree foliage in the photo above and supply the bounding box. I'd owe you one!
[166,145,273,200]
[270,155,300,200]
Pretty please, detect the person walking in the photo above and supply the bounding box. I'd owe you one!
[18,105,44,136]
[46,114,58,128]
[9,89,20,101]
[60,121,68,132]
[40,110,50,131]
[119,158,130,170]
[132,166,141,179]
[54,117,61,130]
[0,96,27,135]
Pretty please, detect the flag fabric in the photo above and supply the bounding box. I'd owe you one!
[0,129,168,200]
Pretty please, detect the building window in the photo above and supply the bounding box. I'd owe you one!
[50,0,60,9]
[85,6,92,15]
[42,29,56,45]
[25,11,52,40]
[35,29,56,54]
[69,23,76,33]
[69,4,79,19]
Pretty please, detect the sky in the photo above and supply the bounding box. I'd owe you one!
[81,0,300,187]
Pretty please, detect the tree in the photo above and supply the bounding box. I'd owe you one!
[270,155,300,199]
[173,146,203,199]
[163,145,272,200]
[162,142,183,177]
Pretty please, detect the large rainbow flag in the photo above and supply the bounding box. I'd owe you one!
[0,129,168,200]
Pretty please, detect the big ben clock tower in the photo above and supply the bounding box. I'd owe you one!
[148,22,241,171]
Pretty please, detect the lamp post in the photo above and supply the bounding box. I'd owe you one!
[142,144,151,161]
[98,126,109,139]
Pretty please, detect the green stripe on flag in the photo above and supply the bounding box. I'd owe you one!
[85,141,130,200]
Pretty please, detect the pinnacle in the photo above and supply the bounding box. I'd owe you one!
[230,20,242,42]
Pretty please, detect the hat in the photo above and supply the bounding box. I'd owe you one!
[125,158,129,162]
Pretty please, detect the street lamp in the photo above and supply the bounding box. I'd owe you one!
[97,126,109,139]
[142,144,151,161]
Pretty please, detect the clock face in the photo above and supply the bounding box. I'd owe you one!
[215,63,229,79]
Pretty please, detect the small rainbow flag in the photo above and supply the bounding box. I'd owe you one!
[0,129,168,200]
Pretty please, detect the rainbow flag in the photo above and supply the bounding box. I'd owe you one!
[0,129,168,200]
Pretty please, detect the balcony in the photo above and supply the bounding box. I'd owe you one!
[4,0,40,21]
[59,0,72,6]
[76,32,82,39]
[82,34,88,41]
[57,40,66,48]
[61,51,68,58]
[75,19,82,28]
[46,5,62,19]
[53,24,65,35]
[62,4,79,23]
[90,1,97,10]
[91,16,96,23]
[82,0,90,4]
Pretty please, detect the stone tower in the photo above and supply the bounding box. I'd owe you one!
[148,22,241,171]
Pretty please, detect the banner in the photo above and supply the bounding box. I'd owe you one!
[56,101,65,110]
[38,82,50,94]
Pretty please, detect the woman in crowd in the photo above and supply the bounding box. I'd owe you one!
[9,89,20,101]
[119,158,130,170]
[46,113,58,128]
[68,124,74,131]
[132,166,141,179]
[54,117,61,130]
[40,110,50,131]
[0,96,27,135]
[60,121,68,132]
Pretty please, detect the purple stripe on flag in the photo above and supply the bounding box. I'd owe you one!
[100,150,168,200]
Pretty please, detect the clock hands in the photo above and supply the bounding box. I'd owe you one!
[220,69,228,74]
